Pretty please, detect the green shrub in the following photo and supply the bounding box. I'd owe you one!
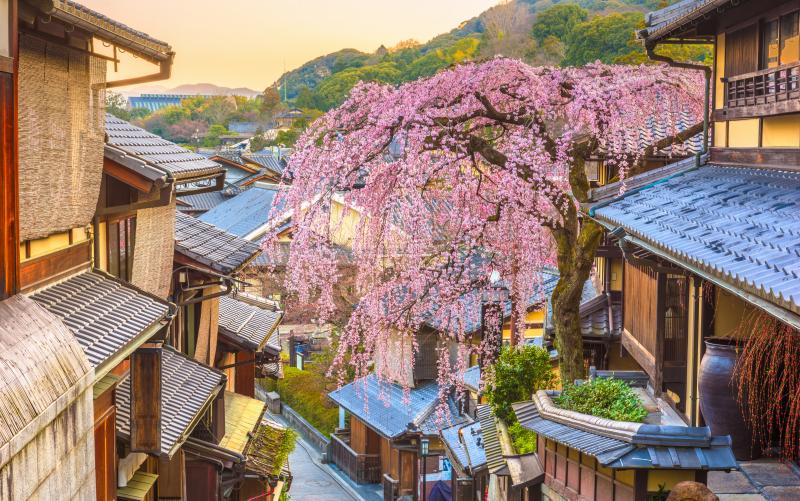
[508,421,537,454]
[554,378,647,423]
[485,345,557,423]
[259,366,340,437]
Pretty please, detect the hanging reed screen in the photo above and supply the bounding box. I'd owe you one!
[17,35,106,240]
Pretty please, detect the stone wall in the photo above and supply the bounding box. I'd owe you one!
[0,388,96,500]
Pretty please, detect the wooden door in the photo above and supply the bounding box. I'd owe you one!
[93,399,116,501]
[185,459,219,501]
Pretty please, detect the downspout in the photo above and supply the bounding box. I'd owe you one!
[646,44,711,167]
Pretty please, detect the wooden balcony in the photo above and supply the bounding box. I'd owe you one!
[330,431,382,484]
[716,62,800,120]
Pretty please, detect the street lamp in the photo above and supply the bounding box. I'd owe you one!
[480,270,509,367]
[419,437,430,501]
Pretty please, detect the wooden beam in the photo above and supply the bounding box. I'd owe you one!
[712,97,800,120]
[103,156,157,193]
[621,329,656,380]
[19,240,91,292]
[710,147,800,170]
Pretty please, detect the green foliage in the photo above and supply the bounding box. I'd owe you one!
[508,420,538,454]
[532,4,588,44]
[485,345,556,423]
[273,428,298,476]
[564,12,644,66]
[614,40,712,65]
[250,127,269,152]
[202,124,230,148]
[106,91,134,121]
[555,377,648,423]
[261,365,340,437]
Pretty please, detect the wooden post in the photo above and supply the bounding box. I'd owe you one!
[0,0,19,299]
[211,391,225,444]
[131,342,162,453]
[633,470,648,501]
[654,272,666,396]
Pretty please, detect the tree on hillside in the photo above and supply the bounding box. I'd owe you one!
[564,12,644,66]
[261,86,282,116]
[270,58,702,386]
[531,4,588,44]
[480,0,536,60]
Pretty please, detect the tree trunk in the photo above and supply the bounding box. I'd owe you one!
[551,218,603,385]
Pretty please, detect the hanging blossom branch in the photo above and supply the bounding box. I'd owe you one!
[265,58,703,393]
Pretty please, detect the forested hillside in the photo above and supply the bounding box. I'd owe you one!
[273,0,708,114]
[112,0,709,149]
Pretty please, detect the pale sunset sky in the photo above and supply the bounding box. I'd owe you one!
[80,0,499,91]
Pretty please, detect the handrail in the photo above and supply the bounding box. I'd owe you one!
[724,62,800,110]
[722,61,800,83]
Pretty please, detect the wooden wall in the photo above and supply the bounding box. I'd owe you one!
[350,417,381,455]
[623,261,659,378]
[0,70,18,299]
[93,389,116,501]
[234,350,255,398]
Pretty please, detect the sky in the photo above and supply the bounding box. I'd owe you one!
[80,0,498,91]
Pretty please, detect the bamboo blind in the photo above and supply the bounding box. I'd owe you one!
[132,202,176,298]
[17,35,106,240]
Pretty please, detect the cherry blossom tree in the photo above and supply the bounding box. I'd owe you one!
[268,58,703,387]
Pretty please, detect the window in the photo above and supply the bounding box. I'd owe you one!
[107,216,136,281]
[761,12,800,69]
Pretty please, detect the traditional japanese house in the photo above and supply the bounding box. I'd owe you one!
[512,389,737,501]
[172,212,290,500]
[328,373,470,500]
[580,0,800,465]
[0,1,183,499]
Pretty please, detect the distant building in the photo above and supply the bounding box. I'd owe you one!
[128,93,210,112]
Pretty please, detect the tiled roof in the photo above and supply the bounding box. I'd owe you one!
[174,212,261,274]
[641,0,723,42]
[593,165,800,316]
[246,416,293,479]
[420,395,470,435]
[199,185,282,238]
[330,374,457,439]
[177,188,240,214]
[629,112,703,158]
[512,400,738,470]
[242,153,285,176]
[30,271,170,372]
[577,293,623,338]
[441,421,486,472]
[106,114,224,182]
[116,346,226,458]
[588,155,701,203]
[476,406,506,474]
[462,365,481,393]
[218,295,282,353]
[52,1,171,58]
[219,391,266,454]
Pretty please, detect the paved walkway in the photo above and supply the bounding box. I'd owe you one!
[286,432,358,501]
[709,459,800,501]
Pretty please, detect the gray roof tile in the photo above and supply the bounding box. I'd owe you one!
[462,365,481,393]
[199,185,283,238]
[218,295,282,353]
[329,374,464,439]
[512,400,737,470]
[476,406,505,474]
[30,271,170,370]
[242,153,285,176]
[175,212,261,274]
[106,114,224,182]
[593,165,800,315]
[441,421,486,472]
[116,346,226,457]
[641,0,723,41]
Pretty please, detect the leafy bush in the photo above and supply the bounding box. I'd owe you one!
[485,344,557,422]
[260,366,340,437]
[508,420,537,454]
[555,378,647,423]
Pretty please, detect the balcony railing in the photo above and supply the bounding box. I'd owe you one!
[383,473,399,501]
[722,62,800,117]
[330,431,382,484]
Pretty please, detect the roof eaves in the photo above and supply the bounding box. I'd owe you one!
[48,0,172,62]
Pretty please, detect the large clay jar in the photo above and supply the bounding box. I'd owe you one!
[698,338,754,460]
